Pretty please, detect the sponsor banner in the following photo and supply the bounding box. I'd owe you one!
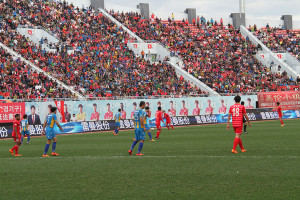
[257,91,300,110]
[0,103,25,123]
[33,95,256,122]
[0,123,12,139]
[25,101,63,125]
[1,109,299,139]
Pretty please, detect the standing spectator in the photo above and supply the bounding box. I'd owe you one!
[141,50,145,59]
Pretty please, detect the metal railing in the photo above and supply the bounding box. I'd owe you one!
[99,8,145,43]
[219,92,258,96]
[240,25,299,79]
[101,9,220,96]
[3,94,212,102]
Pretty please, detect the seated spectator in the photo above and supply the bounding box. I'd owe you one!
[0,1,203,98]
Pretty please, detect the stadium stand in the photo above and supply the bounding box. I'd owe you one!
[250,25,300,61]
[111,11,299,93]
[0,0,204,98]
[0,46,72,99]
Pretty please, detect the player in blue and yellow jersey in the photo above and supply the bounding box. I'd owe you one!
[41,107,63,157]
[145,107,155,142]
[113,109,123,135]
[133,107,155,141]
[128,101,146,156]
[21,114,30,144]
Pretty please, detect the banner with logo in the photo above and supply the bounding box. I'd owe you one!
[47,95,257,122]
[0,103,25,123]
[25,101,63,125]
[257,91,300,110]
[1,109,299,139]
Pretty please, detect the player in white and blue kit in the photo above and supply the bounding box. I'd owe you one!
[113,109,123,135]
[128,101,146,156]
[21,114,30,144]
[144,107,155,142]
[41,107,63,157]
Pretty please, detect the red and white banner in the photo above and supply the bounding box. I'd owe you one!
[257,91,300,110]
[55,101,65,122]
[0,102,25,123]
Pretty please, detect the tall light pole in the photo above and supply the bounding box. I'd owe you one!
[239,0,245,13]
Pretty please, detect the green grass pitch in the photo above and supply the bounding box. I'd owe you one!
[0,120,299,200]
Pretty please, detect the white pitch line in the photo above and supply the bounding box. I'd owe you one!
[0,155,299,160]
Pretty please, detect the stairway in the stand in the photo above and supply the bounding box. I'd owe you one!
[99,9,220,97]
[0,42,85,100]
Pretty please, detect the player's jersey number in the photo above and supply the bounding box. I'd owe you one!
[232,108,240,116]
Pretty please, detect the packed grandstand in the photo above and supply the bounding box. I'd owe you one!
[0,0,299,101]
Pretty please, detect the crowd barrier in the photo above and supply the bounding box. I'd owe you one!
[1,109,299,139]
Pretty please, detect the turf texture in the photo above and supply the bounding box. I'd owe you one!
[0,120,299,200]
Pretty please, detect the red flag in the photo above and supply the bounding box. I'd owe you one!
[55,101,65,122]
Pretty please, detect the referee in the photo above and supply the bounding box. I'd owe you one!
[241,101,248,134]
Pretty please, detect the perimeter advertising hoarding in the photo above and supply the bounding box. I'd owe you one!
[1,109,299,139]
[0,103,25,123]
[24,95,257,123]
[257,91,300,110]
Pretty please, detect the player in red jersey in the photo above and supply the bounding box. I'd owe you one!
[276,102,285,126]
[163,110,174,130]
[155,107,165,139]
[9,114,22,156]
[227,96,251,154]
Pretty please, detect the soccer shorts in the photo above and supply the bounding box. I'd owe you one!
[233,126,243,134]
[116,122,120,128]
[145,124,150,131]
[135,128,145,141]
[21,130,30,136]
[278,114,282,118]
[166,119,171,124]
[46,127,55,140]
[156,122,161,129]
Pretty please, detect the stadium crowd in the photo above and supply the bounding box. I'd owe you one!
[0,0,203,98]
[0,46,72,99]
[250,25,300,61]
[112,11,299,93]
